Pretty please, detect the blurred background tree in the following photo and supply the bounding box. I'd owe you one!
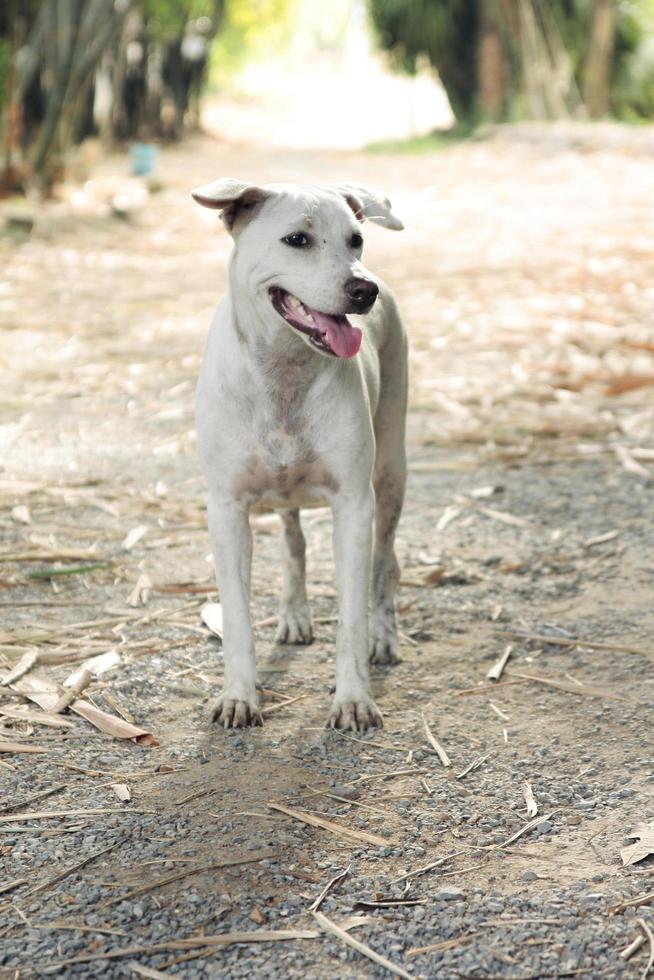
[0,0,225,190]
[368,0,654,124]
[2,0,654,193]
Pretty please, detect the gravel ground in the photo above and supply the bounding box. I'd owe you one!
[1,126,654,978]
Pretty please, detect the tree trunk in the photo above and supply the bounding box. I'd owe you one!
[477,0,506,121]
[583,0,615,118]
[29,0,132,183]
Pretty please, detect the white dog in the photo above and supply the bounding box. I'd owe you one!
[192,178,407,731]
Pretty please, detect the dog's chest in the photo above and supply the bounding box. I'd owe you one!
[231,422,338,511]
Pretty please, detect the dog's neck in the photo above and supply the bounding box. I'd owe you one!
[229,276,335,396]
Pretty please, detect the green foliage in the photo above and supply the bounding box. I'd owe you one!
[366,121,477,154]
[612,0,654,119]
[143,0,225,38]
[369,0,654,123]
[210,0,298,84]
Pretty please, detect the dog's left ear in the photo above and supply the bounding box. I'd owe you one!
[191,177,271,232]
[332,182,404,231]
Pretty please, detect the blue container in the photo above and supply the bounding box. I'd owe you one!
[129,143,158,176]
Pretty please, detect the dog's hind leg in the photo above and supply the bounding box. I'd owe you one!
[370,318,408,666]
[275,507,313,644]
[371,458,405,665]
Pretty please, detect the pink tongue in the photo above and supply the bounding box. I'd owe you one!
[312,311,362,358]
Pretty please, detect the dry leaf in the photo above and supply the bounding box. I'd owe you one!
[605,374,654,397]
[110,783,131,802]
[12,674,158,745]
[523,781,538,818]
[436,505,462,531]
[201,602,223,638]
[121,525,148,551]
[478,506,530,528]
[70,650,121,681]
[0,705,75,729]
[621,822,654,867]
[423,566,445,585]
[0,739,44,754]
[614,445,651,479]
[127,573,152,607]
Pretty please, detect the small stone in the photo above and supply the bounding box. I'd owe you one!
[332,785,360,800]
[435,887,465,901]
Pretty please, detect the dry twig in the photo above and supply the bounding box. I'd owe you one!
[498,630,650,658]
[52,669,93,714]
[486,645,513,681]
[102,851,275,908]
[390,849,468,884]
[420,713,451,767]
[621,936,646,961]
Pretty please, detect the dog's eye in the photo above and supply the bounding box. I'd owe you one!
[282,232,311,248]
[350,233,363,249]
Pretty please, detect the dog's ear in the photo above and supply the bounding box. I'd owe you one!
[191,177,270,232]
[332,182,404,231]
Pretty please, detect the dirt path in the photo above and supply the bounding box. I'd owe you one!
[1,129,654,979]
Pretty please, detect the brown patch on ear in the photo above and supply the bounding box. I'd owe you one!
[343,192,364,223]
[222,188,269,232]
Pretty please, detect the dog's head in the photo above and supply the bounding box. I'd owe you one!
[191,178,403,358]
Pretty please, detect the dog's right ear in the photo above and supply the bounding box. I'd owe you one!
[191,177,270,233]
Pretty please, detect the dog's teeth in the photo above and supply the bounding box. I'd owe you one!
[289,296,302,309]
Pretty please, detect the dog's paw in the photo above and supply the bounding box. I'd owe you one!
[370,618,400,666]
[275,603,313,645]
[327,695,383,732]
[210,695,263,729]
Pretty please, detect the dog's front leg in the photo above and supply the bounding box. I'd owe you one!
[329,489,382,731]
[207,495,261,728]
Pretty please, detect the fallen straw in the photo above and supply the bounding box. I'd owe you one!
[497,629,650,658]
[390,849,468,885]
[486,644,512,681]
[620,935,646,961]
[420,713,451,767]
[637,917,654,980]
[312,910,414,980]
[307,864,351,913]
[268,802,387,847]
[102,851,275,908]
[52,669,93,714]
[493,811,556,849]
[523,781,538,818]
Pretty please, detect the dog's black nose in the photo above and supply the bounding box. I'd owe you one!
[344,277,379,311]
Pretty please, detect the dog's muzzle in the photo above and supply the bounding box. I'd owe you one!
[270,287,363,358]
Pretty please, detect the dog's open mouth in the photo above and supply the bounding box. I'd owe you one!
[270,287,362,358]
